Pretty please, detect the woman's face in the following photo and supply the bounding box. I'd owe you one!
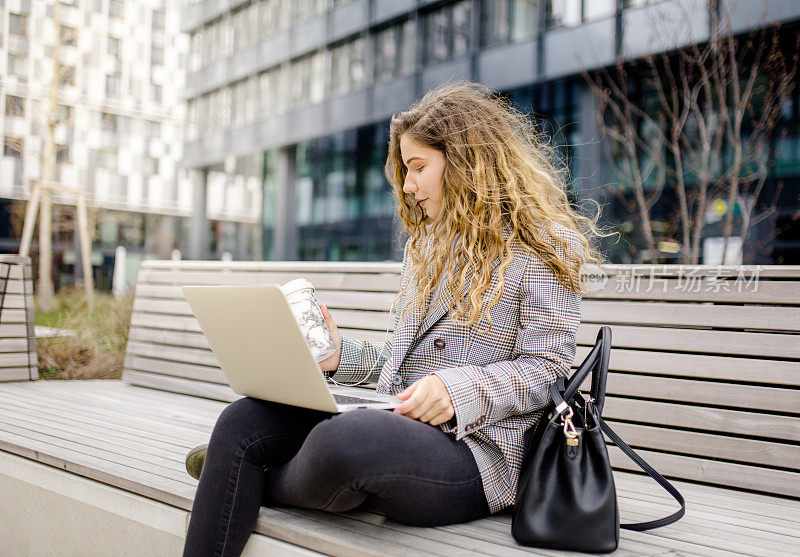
[399,134,445,220]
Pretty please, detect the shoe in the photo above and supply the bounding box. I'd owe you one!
[185,443,208,480]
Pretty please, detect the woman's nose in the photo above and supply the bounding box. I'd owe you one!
[402,176,416,194]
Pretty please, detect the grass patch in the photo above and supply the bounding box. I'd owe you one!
[35,287,134,380]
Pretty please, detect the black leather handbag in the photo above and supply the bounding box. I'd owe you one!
[511,326,685,553]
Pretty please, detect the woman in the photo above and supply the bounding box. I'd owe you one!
[182,81,605,556]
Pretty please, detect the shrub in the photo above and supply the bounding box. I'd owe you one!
[35,287,134,380]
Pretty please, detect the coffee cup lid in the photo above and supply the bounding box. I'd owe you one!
[279,278,314,296]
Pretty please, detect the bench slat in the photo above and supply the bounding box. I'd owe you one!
[602,396,800,442]
[608,446,800,498]
[606,420,799,469]
[0,353,32,367]
[582,300,800,331]
[123,369,240,401]
[125,354,224,384]
[587,279,800,305]
[604,373,798,413]
[137,270,402,291]
[0,367,33,381]
[575,346,800,386]
[576,324,800,358]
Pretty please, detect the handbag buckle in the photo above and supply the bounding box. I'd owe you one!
[560,407,580,439]
[584,397,595,428]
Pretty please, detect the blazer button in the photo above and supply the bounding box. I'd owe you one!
[434,338,446,349]
[391,374,403,386]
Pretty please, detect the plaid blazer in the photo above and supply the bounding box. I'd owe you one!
[334,223,582,513]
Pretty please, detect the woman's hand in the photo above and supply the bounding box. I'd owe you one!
[318,304,342,374]
[394,374,454,426]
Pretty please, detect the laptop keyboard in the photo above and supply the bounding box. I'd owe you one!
[333,394,384,405]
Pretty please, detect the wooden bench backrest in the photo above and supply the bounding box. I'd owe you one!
[0,255,38,382]
[122,260,800,498]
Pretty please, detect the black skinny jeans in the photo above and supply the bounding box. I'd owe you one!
[182,397,490,557]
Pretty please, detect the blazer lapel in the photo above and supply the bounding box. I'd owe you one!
[392,253,502,372]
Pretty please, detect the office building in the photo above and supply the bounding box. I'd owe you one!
[0,0,190,289]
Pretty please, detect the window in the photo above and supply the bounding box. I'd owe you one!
[151,46,164,66]
[422,1,473,65]
[290,53,325,108]
[151,84,162,103]
[424,9,449,64]
[9,13,27,37]
[143,156,159,176]
[55,104,72,123]
[152,9,165,32]
[219,16,234,58]
[60,25,77,46]
[511,0,536,42]
[275,64,292,114]
[59,65,76,87]
[232,79,247,126]
[452,1,471,58]
[350,37,365,90]
[109,0,123,18]
[102,112,118,132]
[8,54,27,79]
[400,18,416,74]
[330,42,350,94]
[373,25,399,82]
[481,0,510,47]
[5,95,25,117]
[260,0,282,35]
[232,7,248,50]
[246,76,258,122]
[108,36,120,56]
[98,149,117,170]
[56,144,70,164]
[106,74,120,96]
[187,100,198,141]
[548,0,616,28]
[584,0,616,20]
[147,120,161,137]
[258,70,274,119]
[295,0,327,24]
[480,0,537,46]
[4,137,23,157]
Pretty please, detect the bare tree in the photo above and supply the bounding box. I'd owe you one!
[584,0,798,263]
[19,0,94,311]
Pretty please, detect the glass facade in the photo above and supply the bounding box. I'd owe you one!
[258,122,397,262]
[183,0,800,265]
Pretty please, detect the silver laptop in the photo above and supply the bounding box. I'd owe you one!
[181,285,400,413]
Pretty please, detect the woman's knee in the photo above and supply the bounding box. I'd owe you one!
[211,397,274,440]
[300,410,391,479]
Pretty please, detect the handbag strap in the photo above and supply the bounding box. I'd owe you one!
[598,416,686,530]
[562,326,610,404]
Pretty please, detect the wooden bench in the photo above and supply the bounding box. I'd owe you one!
[0,259,798,555]
[0,255,38,382]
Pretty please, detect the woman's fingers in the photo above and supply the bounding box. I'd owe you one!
[418,398,454,424]
[396,381,418,401]
[395,375,455,424]
[318,304,341,373]
[395,382,431,418]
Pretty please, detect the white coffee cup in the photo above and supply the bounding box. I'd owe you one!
[279,278,337,363]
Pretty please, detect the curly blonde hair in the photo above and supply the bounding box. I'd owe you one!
[386,81,607,333]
